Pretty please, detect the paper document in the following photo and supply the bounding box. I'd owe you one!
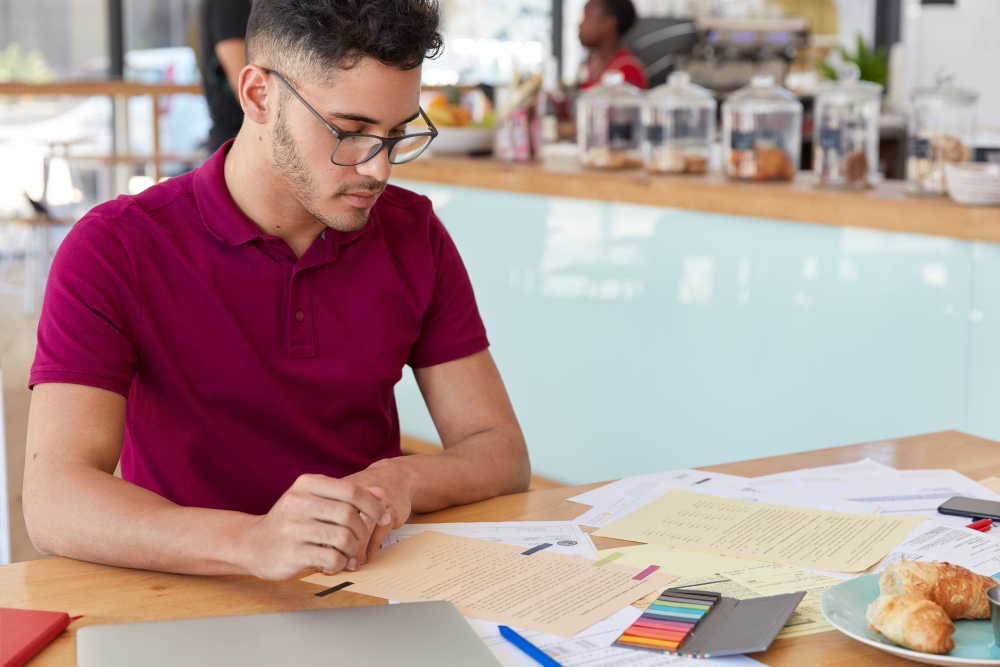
[594,488,922,572]
[576,478,754,528]
[746,458,899,498]
[569,469,750,508]
[576,479,877,528]
[808,519,1000,581]
[388,522,597,558]
[470,608,763,667]
[302,530,679,636]
[791,469,1000,526]
[596,544,840,638]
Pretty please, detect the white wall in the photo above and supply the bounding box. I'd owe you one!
[902,0,1000,142]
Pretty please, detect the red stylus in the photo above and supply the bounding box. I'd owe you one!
[966,518,993,531]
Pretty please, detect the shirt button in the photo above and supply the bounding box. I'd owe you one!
[294,310,305,322]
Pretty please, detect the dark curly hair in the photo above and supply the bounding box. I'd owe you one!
[246,0,443,81]
[600,0,637,37]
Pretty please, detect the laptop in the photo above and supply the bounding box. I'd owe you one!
[77,601,500,667]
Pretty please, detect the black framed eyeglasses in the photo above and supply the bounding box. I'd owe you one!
[260,67,438,166]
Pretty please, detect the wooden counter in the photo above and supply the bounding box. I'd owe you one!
[0,81,202,97]
[3,430,998,666]
[394,154,1000,244]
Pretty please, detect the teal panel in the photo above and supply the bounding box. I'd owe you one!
[393,179,983,485]
[965,241,1000,442]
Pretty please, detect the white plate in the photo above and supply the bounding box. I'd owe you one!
[820,574,1000,666]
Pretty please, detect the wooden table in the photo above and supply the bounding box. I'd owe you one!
[3,429,998,666]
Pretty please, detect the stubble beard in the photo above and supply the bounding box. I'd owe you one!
[271,107,380,233]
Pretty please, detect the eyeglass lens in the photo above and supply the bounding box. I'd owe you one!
[333,134,434,166]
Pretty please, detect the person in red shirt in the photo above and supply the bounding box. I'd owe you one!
[23,0,529,581]
[578,0,648,90]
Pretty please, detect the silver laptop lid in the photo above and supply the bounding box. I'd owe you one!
[77,600,500,667]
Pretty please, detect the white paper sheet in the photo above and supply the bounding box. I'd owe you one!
[468,607,765,667]
[746,457,900,498]
[387,521,597,558]
[790,469,1000,526]
[568,469,751,507]
[575,479,879,528]
[806,519,1000,580]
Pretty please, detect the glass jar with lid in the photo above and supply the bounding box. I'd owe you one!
[643,71,717,174]
[907,72,977,195]
[576,71,644,169]
[722,73,803,181]
[813,64,883,188]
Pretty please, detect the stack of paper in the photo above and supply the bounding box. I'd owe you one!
[298,460,1000,667]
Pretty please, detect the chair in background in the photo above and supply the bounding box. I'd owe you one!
[0,155,76,316]
[0,211,52,316]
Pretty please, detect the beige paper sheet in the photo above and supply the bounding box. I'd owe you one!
[301,530,679,637]
[978,477,1000,494]
[596,544,840,638]
[593,488,922,572]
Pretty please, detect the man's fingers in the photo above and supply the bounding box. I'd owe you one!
[301,475,391,526]
[365,522,390,565]
[308,499,371,543]
[306,544,349,576]
[305,523,359,560]
[349,514,376,567]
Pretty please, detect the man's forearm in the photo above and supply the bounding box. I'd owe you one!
[24,463,256,575]
[372,426,530,514]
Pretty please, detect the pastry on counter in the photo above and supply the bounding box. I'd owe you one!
[866,593,956,654]
[729,146,795,181]
[879,559,998,619]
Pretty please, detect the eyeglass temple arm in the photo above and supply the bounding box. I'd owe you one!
[261,67,438,140]
[260,67,343,137]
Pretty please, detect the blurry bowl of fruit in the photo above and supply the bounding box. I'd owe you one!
[418,88,495,156]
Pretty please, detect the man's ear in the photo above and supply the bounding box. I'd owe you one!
[240,65,271,125]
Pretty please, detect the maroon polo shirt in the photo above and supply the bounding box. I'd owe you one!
[30,143,489,515]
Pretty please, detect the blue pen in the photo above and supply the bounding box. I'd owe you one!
[498,625,564,667]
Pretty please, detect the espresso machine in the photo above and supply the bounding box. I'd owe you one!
[674,16,810,96]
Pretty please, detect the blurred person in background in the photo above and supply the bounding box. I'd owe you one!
[198,0,253,153]
[555,0,647,137]
[578,0,648,90]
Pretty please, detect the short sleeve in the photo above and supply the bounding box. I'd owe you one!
[30,215,141,397]
[407,215,489,368]
[617,62,648,90]
[208,0,252,44]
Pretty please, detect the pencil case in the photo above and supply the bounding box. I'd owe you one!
[614,587,806,658]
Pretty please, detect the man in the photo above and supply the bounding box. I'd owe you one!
[23,0,529,581]
[578,0,648,90]
[198,0,253,153]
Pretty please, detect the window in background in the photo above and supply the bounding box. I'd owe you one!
[0,0,108,79]
[121,0,209,168]
[0,0,110,219]
[423,0,552,86]
[562,0,587,84]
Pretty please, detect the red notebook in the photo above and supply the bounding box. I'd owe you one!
[0,607,82,667]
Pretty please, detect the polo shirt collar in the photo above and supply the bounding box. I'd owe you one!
[195,140,372,254]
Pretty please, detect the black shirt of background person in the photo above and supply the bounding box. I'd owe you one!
[198,0,252,154]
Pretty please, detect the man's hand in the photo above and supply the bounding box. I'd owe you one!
[342,461,415,567]
[242,474,391,581]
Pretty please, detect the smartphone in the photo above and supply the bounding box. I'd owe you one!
[937,496,1000,521]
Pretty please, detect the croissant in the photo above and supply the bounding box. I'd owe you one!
[866,594,955,654]
[879,559,998,619]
